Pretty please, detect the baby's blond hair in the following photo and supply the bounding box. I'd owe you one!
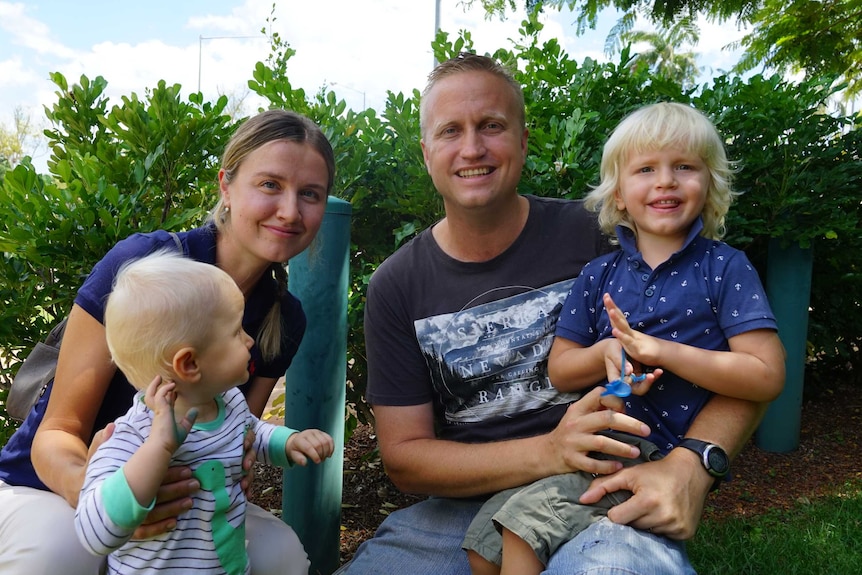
[105,251,239,389]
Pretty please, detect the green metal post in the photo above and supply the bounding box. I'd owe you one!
[755,239,812,453]
[282,197,351,575]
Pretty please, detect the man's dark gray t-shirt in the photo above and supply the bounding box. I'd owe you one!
[364,195,608,443]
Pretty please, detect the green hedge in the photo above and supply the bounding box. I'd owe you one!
[1,17,859,443]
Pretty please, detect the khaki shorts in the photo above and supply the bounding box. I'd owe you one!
[462,431,663,566]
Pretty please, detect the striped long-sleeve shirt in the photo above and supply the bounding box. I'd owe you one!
[75,387,297,574]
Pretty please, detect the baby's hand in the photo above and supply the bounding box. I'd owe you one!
[286,429,335,466]
[144,375,198,453]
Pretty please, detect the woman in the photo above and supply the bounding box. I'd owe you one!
[0,109,335,575]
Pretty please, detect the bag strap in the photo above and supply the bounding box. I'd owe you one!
[45,316,68,346]
[168,231,184,255]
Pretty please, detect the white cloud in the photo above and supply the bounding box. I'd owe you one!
[268,0,439,109]
[0,56,37,89]
[0,1,75,58]
[697,18,748,77]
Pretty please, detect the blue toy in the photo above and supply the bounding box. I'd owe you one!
[601,348,647,397]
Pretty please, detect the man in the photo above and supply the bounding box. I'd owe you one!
[342,53,763,574]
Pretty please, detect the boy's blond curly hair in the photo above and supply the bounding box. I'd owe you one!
[585,102,738,242]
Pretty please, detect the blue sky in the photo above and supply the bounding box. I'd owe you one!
[12,0,228,46]
[0,0,746,169]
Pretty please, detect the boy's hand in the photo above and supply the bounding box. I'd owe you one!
[603,294,663,396]
[286,429,335,466]
[597,390,627,412]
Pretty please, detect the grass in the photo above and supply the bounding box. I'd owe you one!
[688,480,862,574]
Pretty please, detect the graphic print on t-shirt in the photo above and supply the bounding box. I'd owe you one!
[414,278,581,426]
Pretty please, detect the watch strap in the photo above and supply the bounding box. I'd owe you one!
[677,438,729,489]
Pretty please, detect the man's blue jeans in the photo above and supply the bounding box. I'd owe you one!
[338,497,696,574]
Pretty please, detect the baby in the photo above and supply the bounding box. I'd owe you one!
[75,250,334,574]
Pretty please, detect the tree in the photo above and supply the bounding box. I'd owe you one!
[472,0,862,98]
[0,107,43,167]
[609,18,701,89]
[0,73,233,395]
[732,0,862,99]
[470,0,757,31]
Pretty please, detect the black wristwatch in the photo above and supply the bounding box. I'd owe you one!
[677,438,730,486]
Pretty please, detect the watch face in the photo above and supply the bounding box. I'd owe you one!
[706,446,729,475]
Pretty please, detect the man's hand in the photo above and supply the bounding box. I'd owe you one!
[579,447,713,540]
[548,387,651,477]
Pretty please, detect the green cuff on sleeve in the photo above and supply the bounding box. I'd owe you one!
[102,466,156,529]
[269,426,299,468]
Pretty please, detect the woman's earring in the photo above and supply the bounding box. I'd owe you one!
[225,206,230,213]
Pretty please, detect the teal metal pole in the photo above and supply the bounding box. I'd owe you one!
[755,239,812,453]
[283,197,351,575]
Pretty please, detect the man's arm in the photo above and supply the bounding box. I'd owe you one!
[684,390,767,456]
[375,387,652,498]
[580,394,765,539]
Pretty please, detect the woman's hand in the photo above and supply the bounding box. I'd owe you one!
[241,426,257,496]
[86,421,115,465]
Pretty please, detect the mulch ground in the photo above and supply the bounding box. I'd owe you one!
[248,380,862,567]
[705,381,862,521]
